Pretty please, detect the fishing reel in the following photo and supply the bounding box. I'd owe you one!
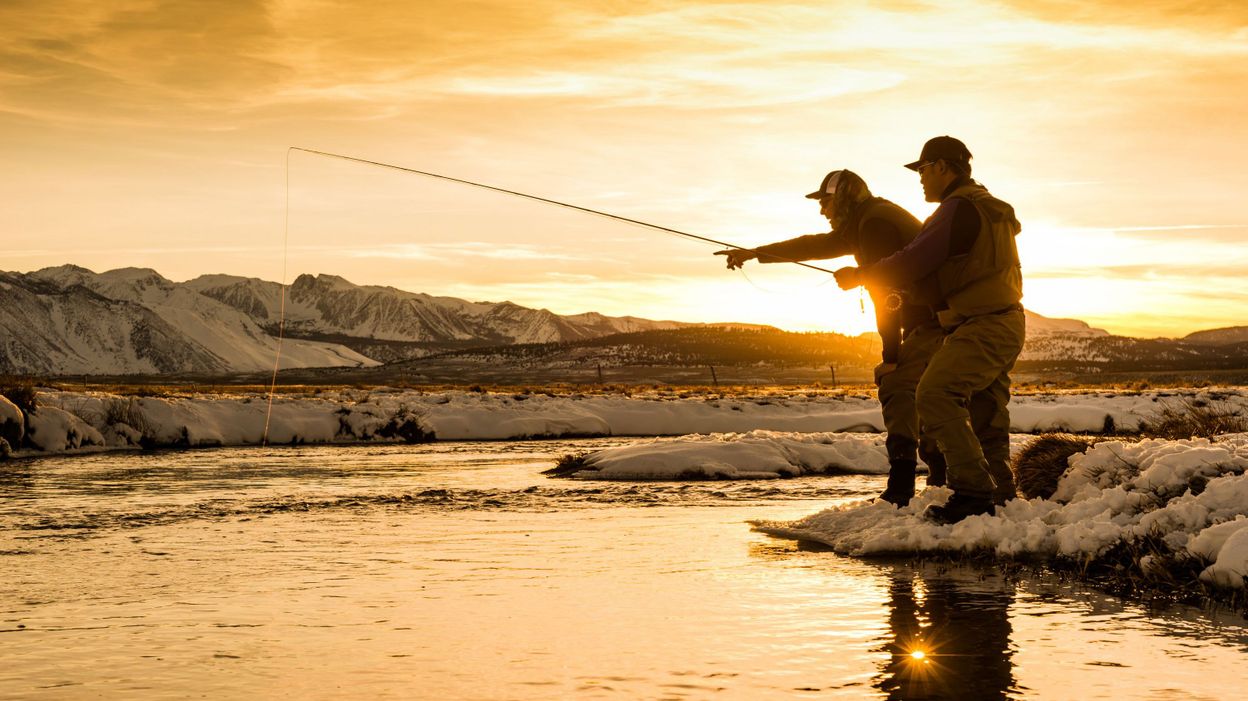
[858,289,905,314]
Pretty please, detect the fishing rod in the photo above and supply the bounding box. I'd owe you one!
[263,146,859,445]
[287,146,839,275]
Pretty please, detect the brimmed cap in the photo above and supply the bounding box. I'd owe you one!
[805,170,850,199]
[904,136,972,171]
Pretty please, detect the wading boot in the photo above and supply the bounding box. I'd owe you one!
[987,462,1017,507]
[923,492,995,524]
[878,459,917,507]
[920,447,947,488]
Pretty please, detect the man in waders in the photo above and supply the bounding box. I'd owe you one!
[714,169,946,506]
[833,137,1024,523]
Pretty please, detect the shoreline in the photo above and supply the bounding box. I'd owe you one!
[3,385,1246,460]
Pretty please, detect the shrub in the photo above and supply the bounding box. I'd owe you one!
[0,380,38,415]
[1012,433,1099,500]
[377,405,434,443]
[543,452,592,478]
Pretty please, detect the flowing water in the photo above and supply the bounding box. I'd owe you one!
[2,439,1246,700]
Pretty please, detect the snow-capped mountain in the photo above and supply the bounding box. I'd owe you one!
[1,266,377,375]
[185,273,687,344]
[0,266,690,376]
[0,271,227,375]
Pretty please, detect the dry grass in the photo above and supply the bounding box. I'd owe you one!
[1075,533,1246,613]
[1137,398,1248,439]
[101,397,153,435]
[16,375,1248,401]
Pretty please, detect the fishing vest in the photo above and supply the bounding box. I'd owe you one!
[933,183,1023,319]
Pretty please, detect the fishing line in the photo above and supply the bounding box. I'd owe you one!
[739,265,840,296]
[262,150,293,446]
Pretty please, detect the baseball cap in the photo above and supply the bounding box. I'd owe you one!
[805,170,850,199]
[904,136,972,171]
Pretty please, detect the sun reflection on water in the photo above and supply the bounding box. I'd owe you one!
[873,565,1018,699]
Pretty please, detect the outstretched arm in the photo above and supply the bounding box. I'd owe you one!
[753,231,851,265]
[714,231,850,270]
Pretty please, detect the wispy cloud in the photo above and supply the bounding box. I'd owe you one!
[411,0,1248,109]
[344,242,592,262]
[1078,225,1248,233]
[1075,224,1248,243]
[1028,264,1248,280]
[8,0,1246,126]
[439,64,905,109]
[7,244,277,258]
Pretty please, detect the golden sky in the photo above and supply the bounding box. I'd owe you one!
[2,0,1246,337]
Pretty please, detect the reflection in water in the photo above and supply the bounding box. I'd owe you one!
[876,566,1018,700]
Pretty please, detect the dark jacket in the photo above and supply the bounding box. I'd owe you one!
[752,197,934,363]
[862,180,1022,325]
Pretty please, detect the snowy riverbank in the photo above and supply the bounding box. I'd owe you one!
[542,421,1248,591]
[1,386,1246,458]
[754,434,1248,591]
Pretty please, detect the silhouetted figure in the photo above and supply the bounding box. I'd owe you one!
[835,137,1024,522]
[715,169,946,505]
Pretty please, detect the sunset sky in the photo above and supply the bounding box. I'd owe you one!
[2,0,1246,338]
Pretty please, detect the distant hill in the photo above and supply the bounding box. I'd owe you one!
[1183,326,1248,346]
[1023,312,1108,337]
[347,321,1248,383]
[403,326,881,368]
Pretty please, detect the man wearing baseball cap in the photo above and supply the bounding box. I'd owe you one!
[833,137,1024,523]
[715,169,947,506]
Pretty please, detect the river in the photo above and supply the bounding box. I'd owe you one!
[3,440,1246,699]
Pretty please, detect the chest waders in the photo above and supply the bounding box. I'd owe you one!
[916,184,1025,513]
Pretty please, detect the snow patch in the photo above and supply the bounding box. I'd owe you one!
[25,406,105,452]
[566,431,890,480]
[0,395,22,446]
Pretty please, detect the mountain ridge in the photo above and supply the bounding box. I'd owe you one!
[1,267,702,375]
[2,265,1243,377]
